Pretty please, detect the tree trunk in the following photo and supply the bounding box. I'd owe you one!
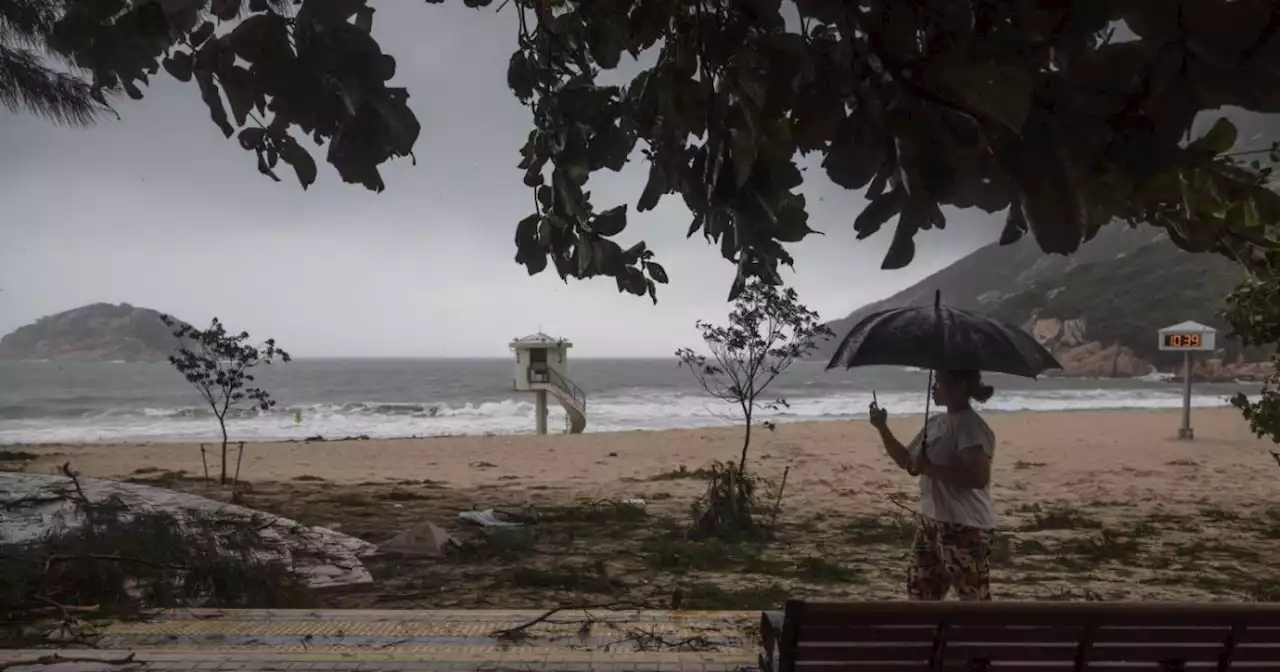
[218,418,229,485]
[735,416,753,524]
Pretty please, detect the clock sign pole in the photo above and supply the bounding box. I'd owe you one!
[1157,321,1217,440]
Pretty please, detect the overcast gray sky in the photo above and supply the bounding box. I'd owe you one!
[0,2,1005,358]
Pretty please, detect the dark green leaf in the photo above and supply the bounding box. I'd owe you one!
[211,0,242,21]
[228,14,289,64]
[378,55,396,81]
[371,97,420,156]
[772,195,817,243]
[593,239,624,275]
[1188,117,1239,155]
[731,128,757,188]
[122,80,143,100]
[637,161,667,211]
[592,205,628,237]
[621,242,648,264]
[620,267,647,296]
[219,66,255,126]
[999,197,1028,245]
[190,21,216,47]
[576,236,595,276]
[162,52,193,82]
[587,19,625,69]
[687,214,704,238]
[237,127,265,150]
[257,149,281,182]
[791,90,843,153]
[507,51,536,101]
[194,71,234,138]
[647,262,669,284]
[881,198,927,270]
[279,138,318,189]
[823,116,885,190]
[355,6,374,32]
[298,0,365,23]
[854,190,905,240]
[514,214,548,275]
[928,63,1033,133]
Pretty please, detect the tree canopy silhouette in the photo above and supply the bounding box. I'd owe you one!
[18,0,1280,439]
[27,0,1279,299]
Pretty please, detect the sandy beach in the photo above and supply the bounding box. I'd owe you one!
[8,408,1280,606]
[16,408,1277,508]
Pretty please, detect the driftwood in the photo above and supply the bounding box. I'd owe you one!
[490,601,654,640]
[0,653,136,672]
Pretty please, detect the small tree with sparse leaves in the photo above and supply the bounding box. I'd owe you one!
[676,281,831,535]
[160,316,290,484]
[1223,257,1280,447]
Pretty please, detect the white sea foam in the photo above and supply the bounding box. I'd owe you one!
[0,387,1244,444]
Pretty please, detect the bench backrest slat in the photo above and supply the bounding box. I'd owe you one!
[794,626,1280,644]
[774,601,1280,671]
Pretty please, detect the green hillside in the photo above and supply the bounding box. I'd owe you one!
[0,303,182,362]
[816,225,1267,371]
[988,241,1257,368]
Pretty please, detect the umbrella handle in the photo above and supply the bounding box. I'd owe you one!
[919,369,934,461]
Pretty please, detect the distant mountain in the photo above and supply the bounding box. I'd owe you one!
[817,226,1274,380]
[0,303,182,362]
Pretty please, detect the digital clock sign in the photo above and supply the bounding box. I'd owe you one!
[1163,332,1203,348]
[1157,322,1215,352]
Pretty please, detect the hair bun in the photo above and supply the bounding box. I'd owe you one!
[972,382,995,403]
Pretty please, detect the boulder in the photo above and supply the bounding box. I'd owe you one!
[381,521,460,557]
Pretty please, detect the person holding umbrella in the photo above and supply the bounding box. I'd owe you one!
[869,371,997,601]
[827,290,1061,601]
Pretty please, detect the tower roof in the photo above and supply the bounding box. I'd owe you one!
[1158,320,1216,334]
[510,332,573,349]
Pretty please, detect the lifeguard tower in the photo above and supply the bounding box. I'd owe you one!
[511,332,588,435]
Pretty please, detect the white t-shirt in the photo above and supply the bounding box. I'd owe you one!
[906,409,998,530]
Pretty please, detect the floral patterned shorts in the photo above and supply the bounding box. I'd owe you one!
[907,516,992,601]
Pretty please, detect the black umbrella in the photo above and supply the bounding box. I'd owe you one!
[826,290,1060,466]
[825,291,1062,378]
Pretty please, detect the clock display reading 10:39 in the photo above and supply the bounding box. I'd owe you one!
[1163,333,1203,348]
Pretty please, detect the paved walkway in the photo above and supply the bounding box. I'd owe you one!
[0,609,760,671]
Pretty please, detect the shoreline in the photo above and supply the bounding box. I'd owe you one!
[0,402,1246,448]
[8,408,1273,492]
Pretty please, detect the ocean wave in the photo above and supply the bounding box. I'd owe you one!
[0,387,1246,444]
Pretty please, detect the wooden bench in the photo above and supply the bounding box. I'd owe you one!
[760,600,1280,672]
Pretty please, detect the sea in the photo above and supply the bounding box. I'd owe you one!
[0,359,1259,444]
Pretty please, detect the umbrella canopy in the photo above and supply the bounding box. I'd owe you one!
[825,292,1061,378]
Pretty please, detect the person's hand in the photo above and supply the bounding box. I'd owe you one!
[909,450,931,477]
[868,402,888,430]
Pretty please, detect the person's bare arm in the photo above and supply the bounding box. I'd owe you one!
[875,425,912,471]
[918,447,991,489]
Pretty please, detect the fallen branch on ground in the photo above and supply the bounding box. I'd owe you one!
[886,495,921,518]
[0,652,136,672]
[490,601,655,640]
[613,623,721,652]
[60,463,90,504]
